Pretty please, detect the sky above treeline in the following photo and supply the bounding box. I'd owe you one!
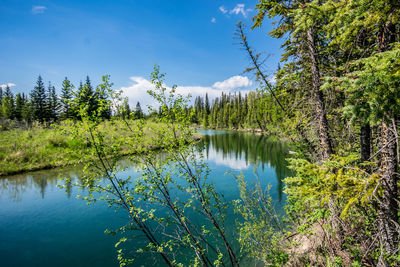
[0,0,282,107]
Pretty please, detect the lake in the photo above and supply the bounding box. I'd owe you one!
[0,130,290,266]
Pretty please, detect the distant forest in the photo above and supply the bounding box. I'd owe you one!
[0,76,144,125]
[1,76,273,131]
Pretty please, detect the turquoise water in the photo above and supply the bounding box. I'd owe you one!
[0,130,290,266]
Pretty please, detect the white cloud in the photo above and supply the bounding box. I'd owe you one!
[120,77,157,110]
[211,17,216,23]
[219,6,228,14]
[31,5,47,14]
[120,75,253,111]
[212,75,252,90]
[229,4,251,17]
[0,83,16,89]
[205,148,250,170]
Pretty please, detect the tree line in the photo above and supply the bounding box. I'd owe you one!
[0,76,144,124]
[190,91,280,131]
[1,74,277,130]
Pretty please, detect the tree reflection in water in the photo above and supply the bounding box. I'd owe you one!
[201,131,291,201]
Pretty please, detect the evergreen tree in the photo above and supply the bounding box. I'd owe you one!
[202,110,209,127]
[22,97,33,123]
[134,101,143,119]
[51,84,59,121]
[2,86,15,119]
[14,93,25,121]
[74,76,96,119]
[253,0,333,159]
[60,77,74,120]
[31,76,47,123]
[316,0,400,257]
[4,86,12,98]
[205,93,210,115]
[123,99,131,119]
[234,1,400,265]
[45,82,58,122]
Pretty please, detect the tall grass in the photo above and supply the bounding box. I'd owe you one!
[0,119,182,176]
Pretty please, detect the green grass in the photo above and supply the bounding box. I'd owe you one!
[0,119,201,176]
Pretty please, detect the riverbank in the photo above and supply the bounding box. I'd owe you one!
[0,120,201,177]
[194,124,292,142]
[1,121,284,177]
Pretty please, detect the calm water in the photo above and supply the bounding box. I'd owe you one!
[0,130,291,266]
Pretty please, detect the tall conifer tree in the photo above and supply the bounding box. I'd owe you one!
[2,86,15,119]
[31,76,47,123]
[60,77,74,120]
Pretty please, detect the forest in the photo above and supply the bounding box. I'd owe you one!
[0,76,144,127]
[0,75,275,132]
[1,0,400,266]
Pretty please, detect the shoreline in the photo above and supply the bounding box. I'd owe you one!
[1,134,202,178]
[1,124,288,178]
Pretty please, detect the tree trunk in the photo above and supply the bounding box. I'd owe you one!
[360,123,371,163]
[306,27,344,248]
[377,121,399,256]
[306,27,333,160]
[376,23,399,260]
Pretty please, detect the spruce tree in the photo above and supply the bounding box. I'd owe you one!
[2,86,15,119]
[205,93,210,115]
[50,84,59,121]
[75,76,96,119]
[253,0,334,159]
[60,77,74,120]
[135,101,143,119]
[31,76,47,123]
[321,1,400,256]
[14,93,24,121]
[21,96,33,123]
[45,82,57,122]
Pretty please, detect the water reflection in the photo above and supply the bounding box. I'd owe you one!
[0,130,291,267]
[1,131,291,202]
[201,131,291,199]
[0,167,82,201]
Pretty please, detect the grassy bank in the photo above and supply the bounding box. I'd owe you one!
[0,120,201,176]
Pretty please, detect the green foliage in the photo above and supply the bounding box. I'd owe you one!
[246,0,400,265]
[234,172,288,266]
[60,67,239,266]
[285,155,379,219]
[1,1,398,265]
[325,45,400,126]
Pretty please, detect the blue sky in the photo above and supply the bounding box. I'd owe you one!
[0,0,282,106]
